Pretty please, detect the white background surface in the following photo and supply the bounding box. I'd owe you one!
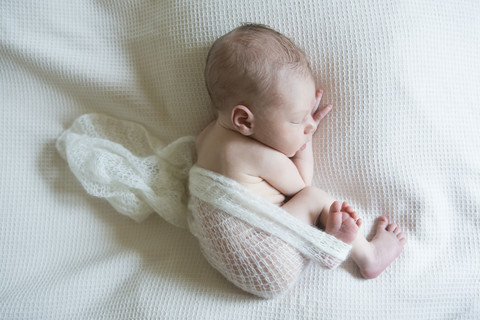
[1,0,479,318]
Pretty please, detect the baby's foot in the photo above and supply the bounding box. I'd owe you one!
[325,201,361,244]
[352,216,407,279]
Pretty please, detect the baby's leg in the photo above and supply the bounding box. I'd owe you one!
[283,188,406,278]
[281,186,326,225]
[282,188,360,244]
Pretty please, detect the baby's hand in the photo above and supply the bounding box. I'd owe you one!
[312,89,332,128]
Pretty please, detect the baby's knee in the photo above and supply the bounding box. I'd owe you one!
[298,186,323,198]
[213,234,307,299]
[237,250,306,299]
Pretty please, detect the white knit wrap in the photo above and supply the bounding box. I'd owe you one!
[56,113,351,298]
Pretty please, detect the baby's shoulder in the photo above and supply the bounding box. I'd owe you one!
[196,123,281,174]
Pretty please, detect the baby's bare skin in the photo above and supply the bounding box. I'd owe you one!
[350,216,407,279]
[197,92,407,278]
[324,201,361,244]
[323,201,407,278]
[199,24,406,279]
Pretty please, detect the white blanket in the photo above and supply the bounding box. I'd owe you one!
[56,113,351,298]
[1,0,479,318]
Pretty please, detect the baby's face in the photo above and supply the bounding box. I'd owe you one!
[253,71,318,157]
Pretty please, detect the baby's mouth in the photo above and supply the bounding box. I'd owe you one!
[299,143,307,151]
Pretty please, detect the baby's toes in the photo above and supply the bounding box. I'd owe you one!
[397,230,407,241]
[341,202,352,212]
[341,202,358,219]
[326,210,343,233]
[338,216,359,243]
[393,225,402,235]
[355,217,362,227]
[387,223,398,233]
[329,201,342,215]
[349,210,359,221]
[341,214,358,230]
[376,216,389,231]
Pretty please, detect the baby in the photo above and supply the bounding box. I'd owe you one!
[196,23,406,279]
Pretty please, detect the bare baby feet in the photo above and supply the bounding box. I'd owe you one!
[351,216,407,279]
[325,201,361,244]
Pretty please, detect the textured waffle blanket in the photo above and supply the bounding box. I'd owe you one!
[56,113,351,298]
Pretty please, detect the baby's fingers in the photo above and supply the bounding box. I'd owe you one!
[314,89,323,109]
[312,89,332,123]
[313,104,333,124]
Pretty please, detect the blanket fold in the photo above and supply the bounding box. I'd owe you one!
[189,166,351,263]
[56,113,195,228]
[57,113,351,297]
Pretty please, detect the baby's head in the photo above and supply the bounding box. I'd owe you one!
[204,24,314,115]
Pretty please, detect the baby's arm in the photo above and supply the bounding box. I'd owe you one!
[252,147,307,197]
[257,91,332,197]
[291,90,332,185]
[291,141,315,185]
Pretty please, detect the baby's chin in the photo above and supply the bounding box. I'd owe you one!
[286,144,306,158]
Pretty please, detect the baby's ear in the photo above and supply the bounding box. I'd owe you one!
[231,105,255,136]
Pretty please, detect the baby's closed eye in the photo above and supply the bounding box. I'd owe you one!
[291,116,307,125]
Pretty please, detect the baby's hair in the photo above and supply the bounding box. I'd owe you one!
[204,23,313,112]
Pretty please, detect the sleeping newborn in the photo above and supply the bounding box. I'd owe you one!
[195,23,406,292]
